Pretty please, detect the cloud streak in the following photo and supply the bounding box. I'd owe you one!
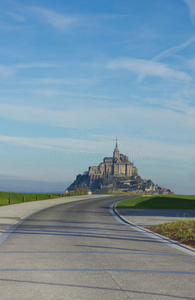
[0,62,59,78]
[184,0,195,24]
[0,65,15,77]
[0,135,194,165]
[14,62,59,69]
[153,36,195,61]
[0,102,194,138]
[18,77,96,86]
[7,12,26,23]
[107,57,191,81]
[186,55,195,69]
[0,136,108,153]
[30,7,79,30]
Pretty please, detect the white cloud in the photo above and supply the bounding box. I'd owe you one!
[15,62,59,69]
[107,57,191,81]
[124,139,195,166]
[0,62,59,78]
[0,135,194,167]
[0,24,22,30]
[30,7,79,30]
[144,90,193,112]
[0,65,15,77]
[19,77,96,86]
[147,89,195,119]
[186,55,195,69]
[0,102,194,140]
[0,103,102,128]
[32,89,118,100]
[153,36,195,61]
[0,136,108,153]
[184,0,195,24]
[7,12,26,23]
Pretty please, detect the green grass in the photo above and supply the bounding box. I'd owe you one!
[116,195,195,209]
[0,190,86,206]
[145,220,195,248]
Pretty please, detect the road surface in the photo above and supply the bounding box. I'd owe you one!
[0,195,194,299]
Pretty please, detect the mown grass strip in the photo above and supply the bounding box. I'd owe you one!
[145,220,195,248]
[0,190,87,206]
[116,195,195,209]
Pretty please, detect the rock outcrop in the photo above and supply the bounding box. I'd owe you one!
[66,139,173,195]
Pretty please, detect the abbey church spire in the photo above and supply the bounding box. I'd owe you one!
[114,137,119,152]
[113,137,120,161]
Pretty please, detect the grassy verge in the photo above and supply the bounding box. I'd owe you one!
[0,190,87,206]
[145,220,195,248]
[116,195,195,209]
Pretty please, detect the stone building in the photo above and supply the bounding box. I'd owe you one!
[88,139,138,180]
[66,139,173,194]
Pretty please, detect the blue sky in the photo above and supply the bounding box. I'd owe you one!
[0,0,195,194]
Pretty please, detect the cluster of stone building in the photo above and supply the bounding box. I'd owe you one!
[66,139,173,194]
[89,139,138,183]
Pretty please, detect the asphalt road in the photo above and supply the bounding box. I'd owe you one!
[0,195,194,300]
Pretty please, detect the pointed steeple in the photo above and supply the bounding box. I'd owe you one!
[115,137,118,148]
[113,137,120,162]
[114,137,119,153]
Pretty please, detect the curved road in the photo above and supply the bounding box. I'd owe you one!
[0,195,194,299]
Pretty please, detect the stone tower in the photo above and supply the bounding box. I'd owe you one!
[88,138,138,178]
[113,138,120,162]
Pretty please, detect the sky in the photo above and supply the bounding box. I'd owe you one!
[0,0,195,194]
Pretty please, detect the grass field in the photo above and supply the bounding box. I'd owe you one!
[0,191,86,206]
[145,220,195,248]
[117,195,195,249]
[116,195,195,209]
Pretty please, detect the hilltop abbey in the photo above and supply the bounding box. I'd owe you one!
[89,139,138,180]
[67,139,172,194]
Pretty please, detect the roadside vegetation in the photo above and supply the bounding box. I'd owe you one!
[0,188,88,206]
[145,220,195,248]
[116,195,195,209]
[117,195,195,248]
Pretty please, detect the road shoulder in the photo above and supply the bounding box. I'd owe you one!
[111,203,195,257]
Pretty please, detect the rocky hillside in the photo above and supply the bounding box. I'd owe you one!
[66,172,172,195]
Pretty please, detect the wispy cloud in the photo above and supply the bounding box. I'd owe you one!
[30,7,79,31]
[0,24,22,30]
[0,136,109,153]
[0,65,15,77]
[15,62,59,69]
[0,135,194,165]
[0,62,59,78]
[19,77,96,86]
[0,103,106,128]
[7,12,26,23]
[144,96,190,113]
[107,57,191,81]
[153,36,195,61]
[184,0,195,24]
[0,102,194,138]
[27,89,118,100]
[29,6,122,32]
[186,55,195,69]
[140,86,195,112]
